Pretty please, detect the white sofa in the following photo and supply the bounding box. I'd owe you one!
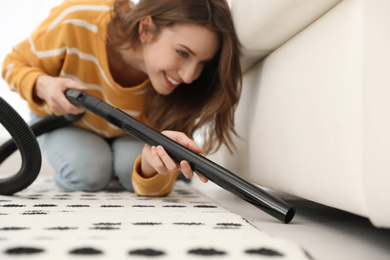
[216,0,390,228]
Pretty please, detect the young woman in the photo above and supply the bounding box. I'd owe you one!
[1,0,241,196]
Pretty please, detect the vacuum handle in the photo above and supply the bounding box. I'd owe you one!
[65,89,295,223]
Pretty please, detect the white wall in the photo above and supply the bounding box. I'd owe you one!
[0,0,63,137]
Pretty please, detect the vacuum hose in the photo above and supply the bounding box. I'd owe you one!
[0,96,80,195]
[0,97,41,195]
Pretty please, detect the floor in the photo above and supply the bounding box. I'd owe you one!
[0,172,311,259]
[287,201,390,259]
[1,147,389,260]
[192,179,390,260]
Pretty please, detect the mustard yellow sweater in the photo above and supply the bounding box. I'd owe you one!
[1,0,178,196]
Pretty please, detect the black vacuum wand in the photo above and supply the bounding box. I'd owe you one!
[65,89,295,223]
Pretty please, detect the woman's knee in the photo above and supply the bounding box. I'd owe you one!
[42,126,113,191]
[111,135,144,191]
[59,153,113,191]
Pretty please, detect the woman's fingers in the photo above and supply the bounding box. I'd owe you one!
[152,146,179,175]
[180,161,209,183]
[61,79,87,114]
[36,75,87,116]
[197,174,209,183]
[179,160,194,178]
[141,130,209,184]
[161,131,202,154]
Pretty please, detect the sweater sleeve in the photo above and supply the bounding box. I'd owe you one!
[132,155,179,197]
[1,2,71,116]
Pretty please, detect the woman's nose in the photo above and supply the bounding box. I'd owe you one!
[179,64,202,84]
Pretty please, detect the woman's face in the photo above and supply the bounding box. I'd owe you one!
[139,20,219,95]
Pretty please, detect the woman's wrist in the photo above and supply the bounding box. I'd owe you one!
[140,156,158,178]
[34,75,50,100]
[32,75,50,104]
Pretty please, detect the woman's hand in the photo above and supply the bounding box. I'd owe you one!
[141,130,208,183]
[35,75,87,116]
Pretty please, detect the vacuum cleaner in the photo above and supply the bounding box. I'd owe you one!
[0,89,295,223]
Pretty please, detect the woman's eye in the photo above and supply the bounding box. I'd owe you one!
[176,50,189,58]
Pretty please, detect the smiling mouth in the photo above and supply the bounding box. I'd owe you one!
[164,72,180,89]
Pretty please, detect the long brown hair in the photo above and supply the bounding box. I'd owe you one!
[107,0,242,154]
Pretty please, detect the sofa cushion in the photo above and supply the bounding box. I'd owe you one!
[230,0,342,70]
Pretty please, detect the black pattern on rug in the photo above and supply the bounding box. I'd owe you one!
[0,177,311,259]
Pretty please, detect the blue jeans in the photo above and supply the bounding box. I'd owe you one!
[31,114,144,192]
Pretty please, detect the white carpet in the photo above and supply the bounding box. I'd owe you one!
[0,177,311,259]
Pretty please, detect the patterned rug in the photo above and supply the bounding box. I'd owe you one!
[0,177,311,259]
